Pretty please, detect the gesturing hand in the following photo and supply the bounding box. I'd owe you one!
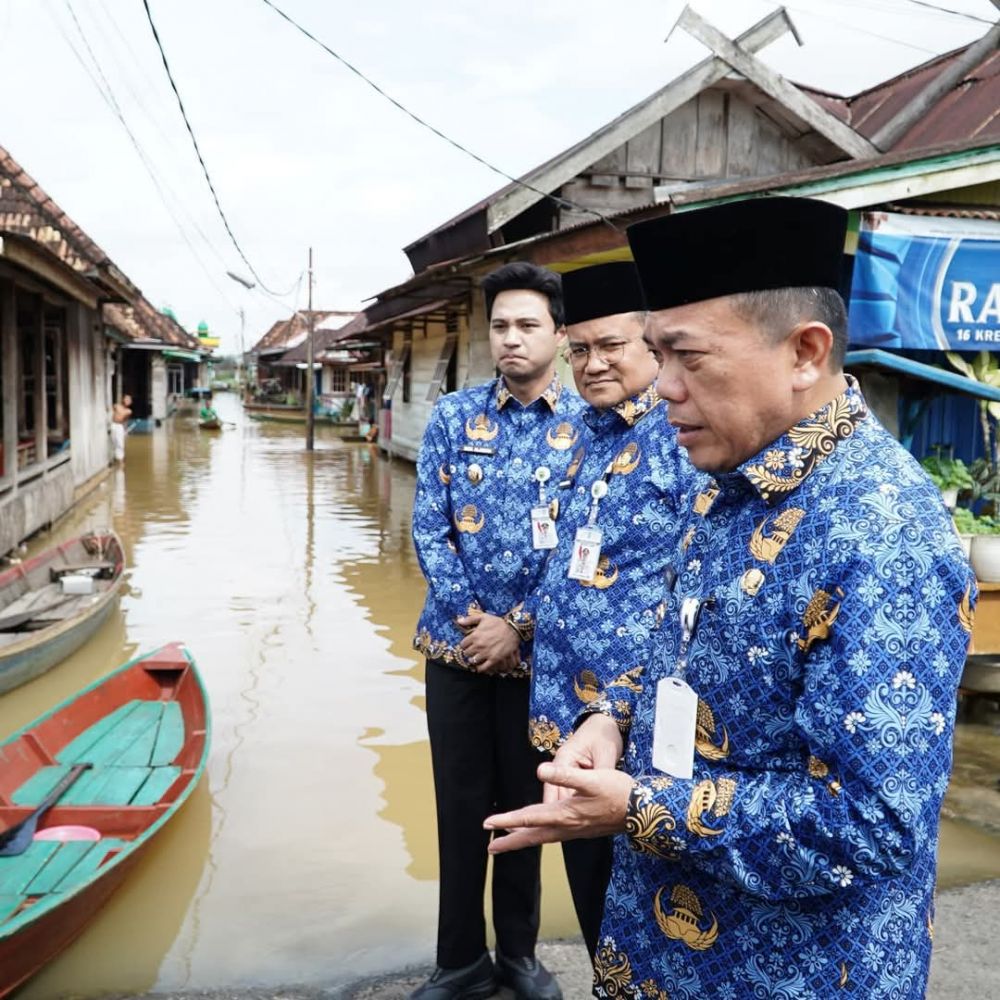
[545,713,624,803]
[484,762,634,853]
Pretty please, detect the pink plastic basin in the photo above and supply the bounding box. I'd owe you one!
[34,825,102,842]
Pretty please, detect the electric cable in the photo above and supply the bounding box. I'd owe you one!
[258,0,624,234]
[903,0,995,25]
[57,0,239,311]
[140,0,300,295]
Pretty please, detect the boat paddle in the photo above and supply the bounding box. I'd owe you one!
[0,763,93,856]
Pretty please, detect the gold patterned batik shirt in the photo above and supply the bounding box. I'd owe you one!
[411,376,587,677]
[527,383,702,751]
[595,379,976,999]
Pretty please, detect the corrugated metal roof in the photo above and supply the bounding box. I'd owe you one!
[809,46,1000,151]
[403,36,999,274]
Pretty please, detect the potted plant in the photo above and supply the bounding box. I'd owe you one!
[952,506,978,558]
[920,450,974,510]
[964,512,1000,582]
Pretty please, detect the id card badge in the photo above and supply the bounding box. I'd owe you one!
[531,506,558,549]
[652,676,698,778]
[568,525,603,581]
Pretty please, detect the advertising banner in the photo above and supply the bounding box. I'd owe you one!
[848,211,1000,351]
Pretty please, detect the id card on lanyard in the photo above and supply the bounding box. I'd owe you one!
[531,466,558,550]
[652,595,706,779]
[568,478,608,580]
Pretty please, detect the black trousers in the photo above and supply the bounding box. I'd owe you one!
[425,659,542,968]
[561,835,614,960]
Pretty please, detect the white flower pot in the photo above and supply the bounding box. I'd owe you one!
[958,533,973,558]
[940,486,959,510]
[971,535,1000,582]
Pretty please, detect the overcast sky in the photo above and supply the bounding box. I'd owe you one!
[1,0,996,354]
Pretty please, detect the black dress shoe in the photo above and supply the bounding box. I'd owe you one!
[495,947,563,1000]
[409,952,497,1000]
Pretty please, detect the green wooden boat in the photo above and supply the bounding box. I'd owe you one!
[0,643,210,996]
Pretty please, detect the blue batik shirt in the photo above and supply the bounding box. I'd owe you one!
[528,383,702,750]
[412,375,588,678]
[593,379,976,1000]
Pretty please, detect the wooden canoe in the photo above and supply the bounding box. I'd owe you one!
[0,642,210,997]
[0,532,126,695]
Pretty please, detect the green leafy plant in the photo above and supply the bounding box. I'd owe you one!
[920,453,974,491]
[946,351,1000,512]
[953,507,1000,535]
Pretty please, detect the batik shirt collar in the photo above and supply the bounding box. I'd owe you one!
[582,381,662,431]
[495,374,563,412]
[719,375,868,507]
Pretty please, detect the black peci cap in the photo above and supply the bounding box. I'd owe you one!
[626,197,848,311]
[562,261,647,326]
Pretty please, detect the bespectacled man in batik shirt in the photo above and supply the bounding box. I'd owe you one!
[525,261,700,960]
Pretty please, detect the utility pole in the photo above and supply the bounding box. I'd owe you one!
[237,306,246,393]
[305,247,315,451]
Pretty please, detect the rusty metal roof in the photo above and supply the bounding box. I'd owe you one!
[807,45,1000,151]
[250,311,357,358]
[403,37,1000,276]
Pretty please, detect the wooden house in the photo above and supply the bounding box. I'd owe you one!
[0,145,138,554]
[364,8,999,461]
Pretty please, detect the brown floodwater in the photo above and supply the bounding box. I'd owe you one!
[0,393,577,997]
[1,392,999,996]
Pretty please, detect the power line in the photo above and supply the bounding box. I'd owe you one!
[903,0,995,24]
[258,0,623,234]
[56,0,238,310]
[140,0,298,295]
[779,1,942,53]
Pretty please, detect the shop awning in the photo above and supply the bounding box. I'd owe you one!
[845,349,1000,402]
[162,349,202,362]
[846,348,1000,450]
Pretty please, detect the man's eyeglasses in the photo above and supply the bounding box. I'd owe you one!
[563,342,627,368]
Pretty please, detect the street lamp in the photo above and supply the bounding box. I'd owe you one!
[226,271,255,290]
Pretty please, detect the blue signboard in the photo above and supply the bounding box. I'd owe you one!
[848,211,1000,351]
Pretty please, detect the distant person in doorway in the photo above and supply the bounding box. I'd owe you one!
[410,262,586,1000]
[111,394,132,464]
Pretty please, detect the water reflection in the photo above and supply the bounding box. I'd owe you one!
[0,393,997,995]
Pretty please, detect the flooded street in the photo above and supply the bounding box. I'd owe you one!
[0,393,576,997]
[1,392,999,996]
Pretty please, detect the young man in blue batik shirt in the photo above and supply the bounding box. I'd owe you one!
[525,261,699,960]
[486,199,976,1000]
[411,262,587,1000]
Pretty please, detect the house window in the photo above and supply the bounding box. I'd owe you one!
[426,333,458,402]
[383,337,412,403]
[168,364,184,396]
[0,337,5,482]
[17,293,42,472]
[44,306,69,452]
[329,367,348,393]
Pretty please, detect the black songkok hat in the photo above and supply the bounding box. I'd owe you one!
[626,197,848,311]
[561,261,647,326]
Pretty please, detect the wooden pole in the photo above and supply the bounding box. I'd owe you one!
[306,247,315,451]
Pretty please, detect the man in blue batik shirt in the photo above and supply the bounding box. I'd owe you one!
[486,199,976,1000]
[411,262,586,1000]
[526,261,698,960]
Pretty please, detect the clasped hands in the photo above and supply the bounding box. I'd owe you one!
[484,713,634,853]
[456,610,521,674]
